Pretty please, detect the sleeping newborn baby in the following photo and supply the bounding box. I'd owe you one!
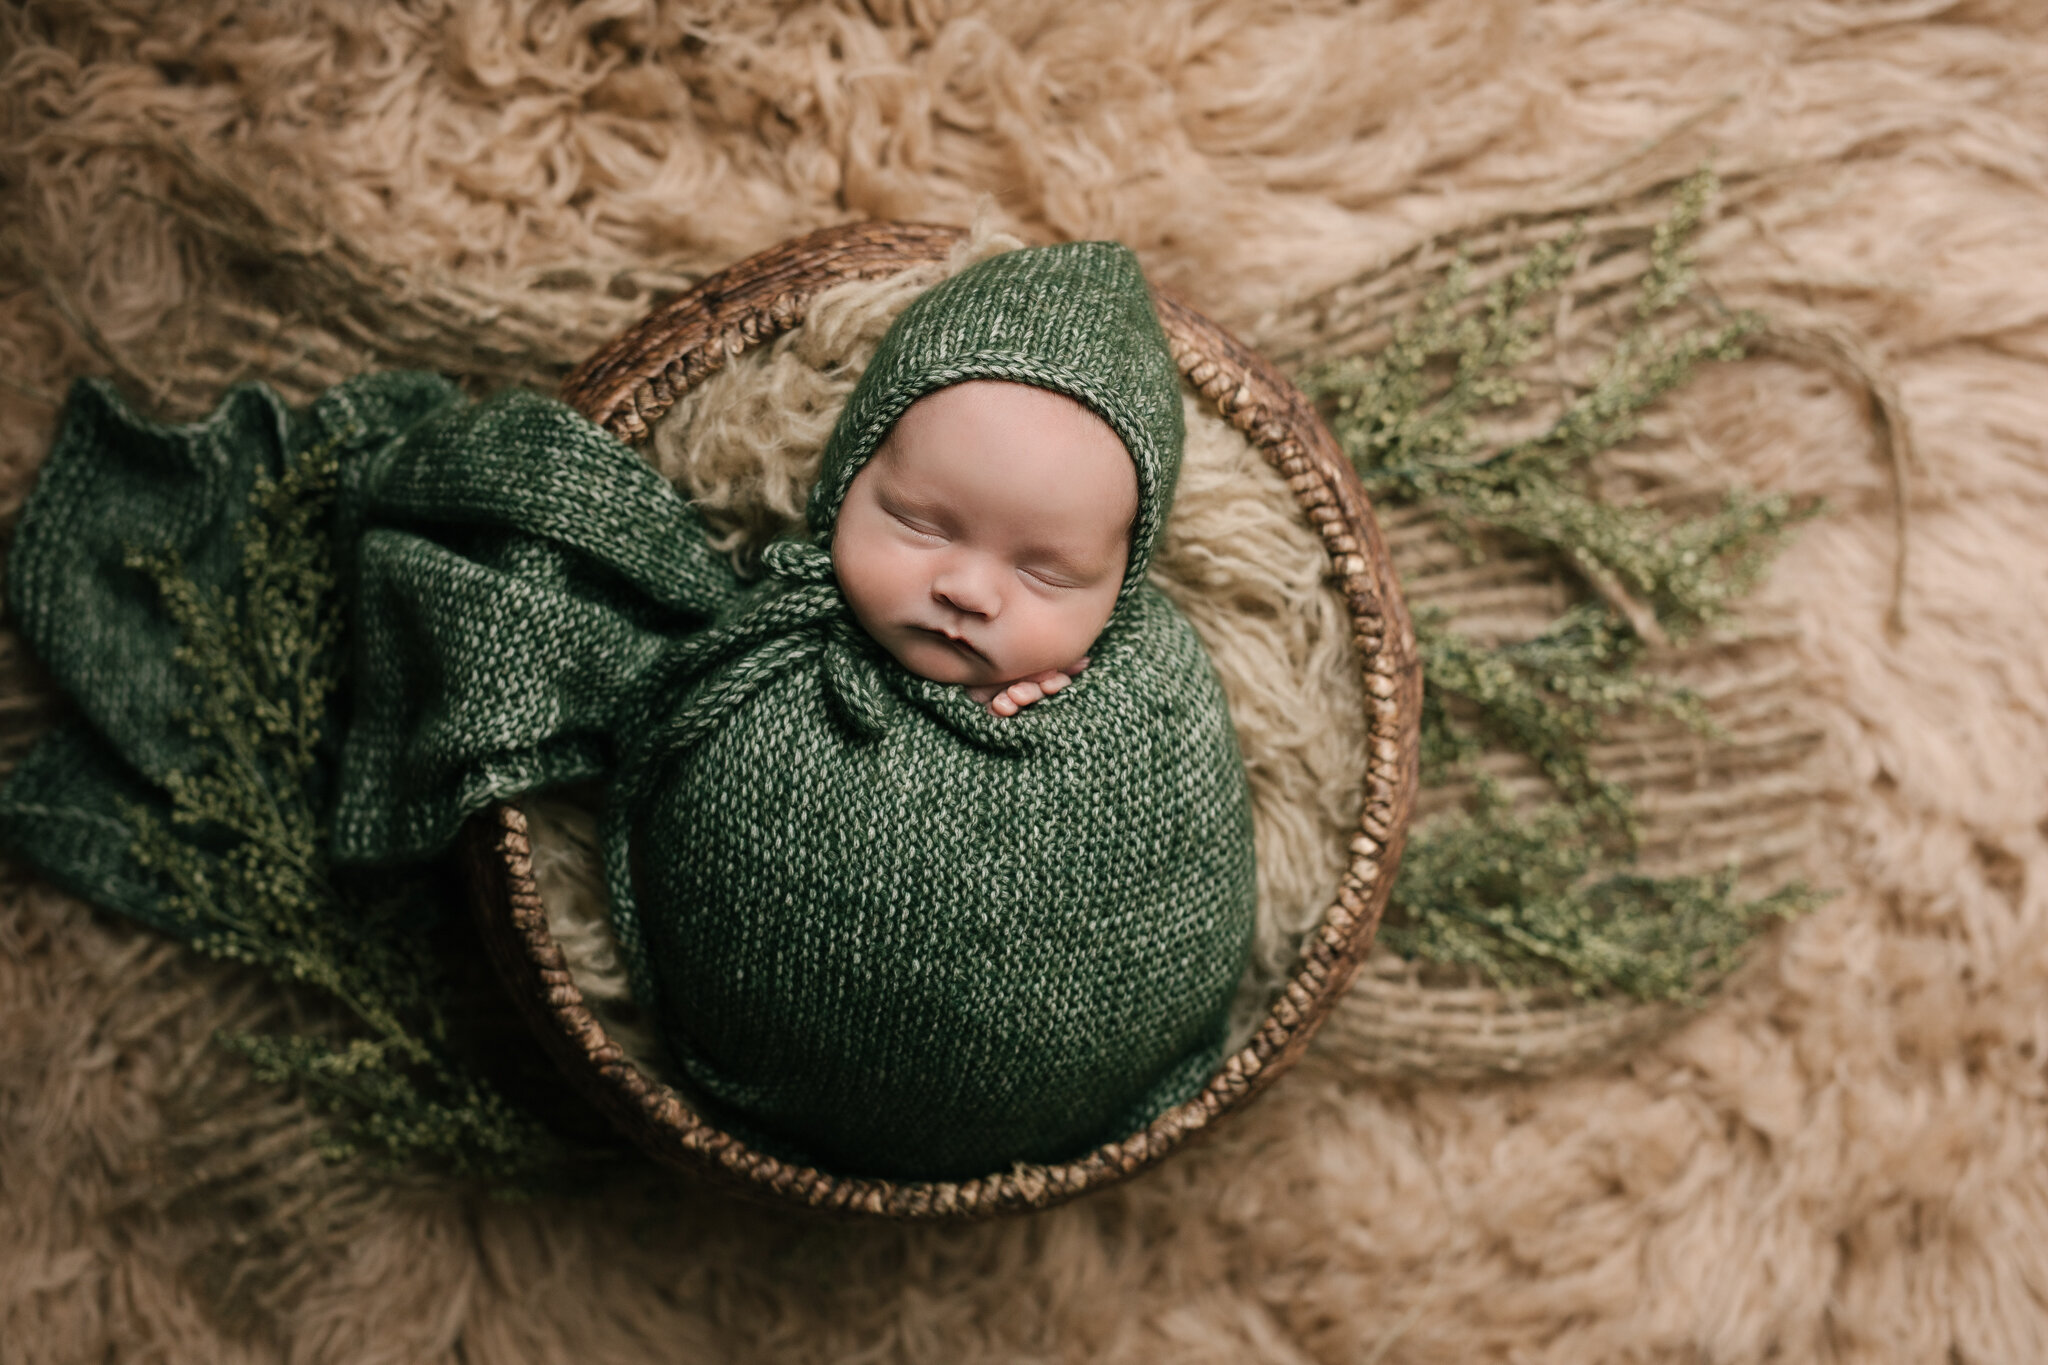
[588,242,1259,1178]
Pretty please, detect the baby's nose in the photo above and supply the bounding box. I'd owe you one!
[932,561,1000,617]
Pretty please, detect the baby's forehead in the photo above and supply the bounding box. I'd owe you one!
[869,380,1138,541]
[885,379,1124,448]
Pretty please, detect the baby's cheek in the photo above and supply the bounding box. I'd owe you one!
[838,540,914,631]
[1015,597,1109,674]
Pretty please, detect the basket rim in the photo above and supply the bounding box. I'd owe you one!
[465,220,1422,1219]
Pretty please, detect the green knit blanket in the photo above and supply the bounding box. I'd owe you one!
[1,373,1258,1181]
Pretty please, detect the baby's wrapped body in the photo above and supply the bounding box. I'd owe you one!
[334,243,1260,1178]
[612,548,1252,1177]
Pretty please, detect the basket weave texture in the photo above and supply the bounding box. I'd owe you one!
[463,222,1421,1218]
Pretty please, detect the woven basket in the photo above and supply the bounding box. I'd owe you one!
[459,221,1421,1219]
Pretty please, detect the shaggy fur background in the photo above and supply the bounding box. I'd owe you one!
[4,2,2046,1361]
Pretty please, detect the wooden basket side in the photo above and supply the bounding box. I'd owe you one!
[559,221,964,441]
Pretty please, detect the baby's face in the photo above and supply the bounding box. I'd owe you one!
[833,380,1137,689]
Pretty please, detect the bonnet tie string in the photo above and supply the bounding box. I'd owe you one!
[758,539,899,741]
[618,537,900,795]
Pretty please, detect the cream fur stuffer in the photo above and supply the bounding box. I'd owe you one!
[3,3,2046,1362]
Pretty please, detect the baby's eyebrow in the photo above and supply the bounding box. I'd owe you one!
[878,485,948,520]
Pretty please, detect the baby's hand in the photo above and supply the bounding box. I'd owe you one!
[966,658,1090,717]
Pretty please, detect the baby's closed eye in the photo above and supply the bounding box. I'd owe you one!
[889,509,948,541]
[1020,565,1080,590]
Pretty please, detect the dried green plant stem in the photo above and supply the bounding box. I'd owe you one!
[121,433,571,1183]
[1300,169,1818,1004]
[1413,605,1690,836]
[1378,785,1815,1000]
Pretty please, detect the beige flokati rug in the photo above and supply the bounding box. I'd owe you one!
[5,3,2047,1361]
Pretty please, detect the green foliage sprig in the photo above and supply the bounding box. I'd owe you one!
[1411,604,1689,839]
[1306,172,1803,638]
[1376,786,1812,999]
[1301,169,1819,1003]
[122,433,571,1181]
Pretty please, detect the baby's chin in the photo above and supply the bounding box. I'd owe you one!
[883,629,1011,687]
[885,628,1097,692]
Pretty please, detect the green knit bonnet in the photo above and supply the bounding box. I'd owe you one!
[808,241,1185,601]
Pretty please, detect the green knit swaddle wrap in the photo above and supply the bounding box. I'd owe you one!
[599,243,1257,1177]
[0,373,478,931]
[0,243,1258,1182]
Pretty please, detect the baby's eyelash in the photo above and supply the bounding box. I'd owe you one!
[891,510,946,540]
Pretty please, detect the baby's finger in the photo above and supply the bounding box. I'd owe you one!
[1040,671,1072,695]
[1007,680,1046,709]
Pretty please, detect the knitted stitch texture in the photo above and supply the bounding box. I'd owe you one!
[0,244,1258,1181]
[0,373,465,932]
[606,540,1254,1177]
[332,386,743,861]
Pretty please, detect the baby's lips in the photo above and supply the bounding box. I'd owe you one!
[920,624,988,662]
